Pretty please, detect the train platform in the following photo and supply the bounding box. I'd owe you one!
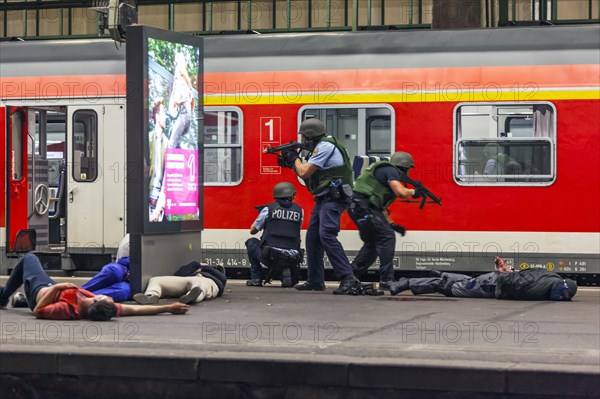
[0,279,598,399]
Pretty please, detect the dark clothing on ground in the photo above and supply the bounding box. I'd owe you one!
[408,271,499,298]
[495,268,577,301]
[173,261,228,297]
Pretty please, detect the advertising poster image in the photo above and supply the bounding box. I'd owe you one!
[147,39,200,224]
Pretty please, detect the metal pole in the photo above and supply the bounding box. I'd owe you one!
[512,0,516,21]
[409,0,413,26]
[168,3,174,31]
[352,0,358,31]
[35,6,39,37]
[2,0,7,37]
[327,0,331,28]
[208,2,212,32]
[59,8,63,36]
[367,0,371,27]
[22,8,26,37]
[237,0,241,30]
[499,0,509,26]
[287,0,291,30]
[247,0,252,30]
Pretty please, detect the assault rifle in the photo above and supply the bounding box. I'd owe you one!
[264,141,309,154]
[400,172,442,210]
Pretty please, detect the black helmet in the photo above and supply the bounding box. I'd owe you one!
[298,118,326,138]
[390,151,415,169]
[273,182,296,199]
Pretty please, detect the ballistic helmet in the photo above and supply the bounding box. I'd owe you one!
[298,118,326,138]
[273,182,296,199]
[390,151,415,169]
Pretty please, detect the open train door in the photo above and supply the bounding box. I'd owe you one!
[3,106,37,256]
[66,104,126,259]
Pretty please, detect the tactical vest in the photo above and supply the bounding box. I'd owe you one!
[261,201,302,250]
[306,137,354,195]
[353,161,396,210]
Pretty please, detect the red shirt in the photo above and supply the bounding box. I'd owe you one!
[36,288,123,320]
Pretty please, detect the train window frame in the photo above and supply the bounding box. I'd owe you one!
[453,102,557,186]
[298,104,395,160]
[71,110,98,183]
[203,106,243,187]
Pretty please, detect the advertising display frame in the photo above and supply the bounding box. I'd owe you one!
[127,25,204,235]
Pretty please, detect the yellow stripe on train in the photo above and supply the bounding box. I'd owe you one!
[204,89,600,105]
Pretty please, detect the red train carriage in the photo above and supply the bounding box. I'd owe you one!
[1,25,599,280]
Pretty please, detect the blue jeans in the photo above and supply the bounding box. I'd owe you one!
[82,260,131,302]
[1,253,55,310]
[305,197,353,283]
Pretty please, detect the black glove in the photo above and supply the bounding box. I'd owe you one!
[412,186,425,199]
[390,223,406,236]
[278,150,299,169]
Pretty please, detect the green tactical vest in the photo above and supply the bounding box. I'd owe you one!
[353,161,396,210]
[306,137,354,195]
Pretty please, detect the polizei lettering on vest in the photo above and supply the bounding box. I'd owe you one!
[272,209,301,221]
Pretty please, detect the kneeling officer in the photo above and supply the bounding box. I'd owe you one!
[245,182,304,287]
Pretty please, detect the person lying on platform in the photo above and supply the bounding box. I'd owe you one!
[390,256,577,301]
[0,253,190,321]
[11,235,133,308]
[133,261,227,305]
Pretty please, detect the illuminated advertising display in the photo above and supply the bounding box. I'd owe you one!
[127,26,203,234]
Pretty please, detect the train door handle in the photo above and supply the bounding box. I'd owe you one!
[69,186,77,203]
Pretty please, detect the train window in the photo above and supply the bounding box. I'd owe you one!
[11,111,24,181]
[203,108,242,185]
[299,105,394,160]
[454,103,556,186]
[367,116,392,156]
[34,110,66,159]
[72,110,98,182]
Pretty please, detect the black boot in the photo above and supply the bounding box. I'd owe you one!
[389,278,410,296]
[246,279,262,287]
[333,275,360,295]
[379,280,395,291]
[280,268,293,287]
[294,281,326,291]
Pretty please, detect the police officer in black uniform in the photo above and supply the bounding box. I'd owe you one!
[245,182,304,287]
[279,118,359,294]
[348,151,422,293]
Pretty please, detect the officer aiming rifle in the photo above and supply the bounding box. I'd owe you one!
[349,151,440,293]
